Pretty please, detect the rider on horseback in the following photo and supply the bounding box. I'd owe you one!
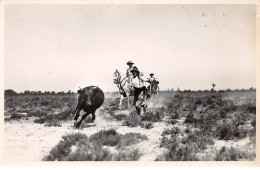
[148,73,159,94]
[126,61,135,95]
[126,61,134,79]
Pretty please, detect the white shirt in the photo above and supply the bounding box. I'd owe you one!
[131,75,147,88]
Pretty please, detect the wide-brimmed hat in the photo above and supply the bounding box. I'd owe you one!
[127,61,134,65]
[150,73,154,76]
[131,66,139,73]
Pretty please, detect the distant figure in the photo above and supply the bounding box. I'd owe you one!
[211,83,216,92]
[72,86,104,128]
[148,73,159,94]
[130,66,149,114]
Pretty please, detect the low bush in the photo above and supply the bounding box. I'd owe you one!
[122,111,141,127]
[118,132,148,147]
[156,142,198,161]
[43,133,112,161]
[215,147,255,161]
[90,129,121,147]
[114,113,128,121]
[141,111,163,122]
[44,129,146,161]
[161,127,180,136]
[114,149,142,161]
[141,121,154,129]
[4,113,26,121]
[27,110,48,117]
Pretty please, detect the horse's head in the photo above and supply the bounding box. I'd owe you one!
[113,69,120,84]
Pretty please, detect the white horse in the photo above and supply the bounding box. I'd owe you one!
[113,69,134,109]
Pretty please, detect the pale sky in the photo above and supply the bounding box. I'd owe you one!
[4,4,256,92]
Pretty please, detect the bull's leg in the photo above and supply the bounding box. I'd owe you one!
[76,113,90,128]
[91,113,96,122]
[74,108,82,121]
[73,102,82,115]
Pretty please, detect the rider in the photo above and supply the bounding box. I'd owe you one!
[148,73,159,94]
[126,61,134,78]
[126,61,134,94]
[130,66,149,111]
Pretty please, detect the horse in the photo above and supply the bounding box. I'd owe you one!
[148,80,160,97]
[113,69,133,109]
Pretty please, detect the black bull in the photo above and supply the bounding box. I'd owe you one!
[72,86,105,128]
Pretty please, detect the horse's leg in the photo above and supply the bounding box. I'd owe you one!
[126,94,130,109]
[119,95,123,109]
[136,106,141,115]
[76,113,90,128]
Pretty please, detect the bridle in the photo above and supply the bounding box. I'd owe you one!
[113,70,128,94]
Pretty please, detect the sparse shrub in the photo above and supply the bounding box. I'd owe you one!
[118,132,148,147]
[195,136,215,150]
[216,98,225,106]
[43,133,113,161]
[114,113,128,121]
[216,120,234,140]
[169,111,179,120]
[194,99,202,105]
[114,149,142,161]
[141,111,162,122]
[28,110,48,117]
[141,121,154,129]
[184,113,196,124]
[4,113,26,121]
[165,118,178,125]
[90,129,121,147]
[156,142,198,161]
[215,147,254,161]
[162,127,180,136]
[206,97,213,105]
[44,130,145,161]
[240,104,256,114]
[122,111,141,127]
[160,135,177,149]
[40,99,52,106]
[34,117,46,124]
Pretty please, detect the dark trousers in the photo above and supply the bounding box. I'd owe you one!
[133,87,147,106]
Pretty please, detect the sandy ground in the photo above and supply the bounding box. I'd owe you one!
[4,108,254,162]
[4,109,169,162]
